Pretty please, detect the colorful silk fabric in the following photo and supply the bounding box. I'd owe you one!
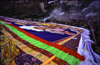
[0,28,20,65]
[0,16,85,65]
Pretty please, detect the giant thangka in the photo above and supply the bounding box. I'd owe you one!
[0,16,100,65]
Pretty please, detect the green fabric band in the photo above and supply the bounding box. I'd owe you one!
[0,21,81,65]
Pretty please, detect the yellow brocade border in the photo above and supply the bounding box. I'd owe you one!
[57,30,84,45]
[1,27,57,65]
